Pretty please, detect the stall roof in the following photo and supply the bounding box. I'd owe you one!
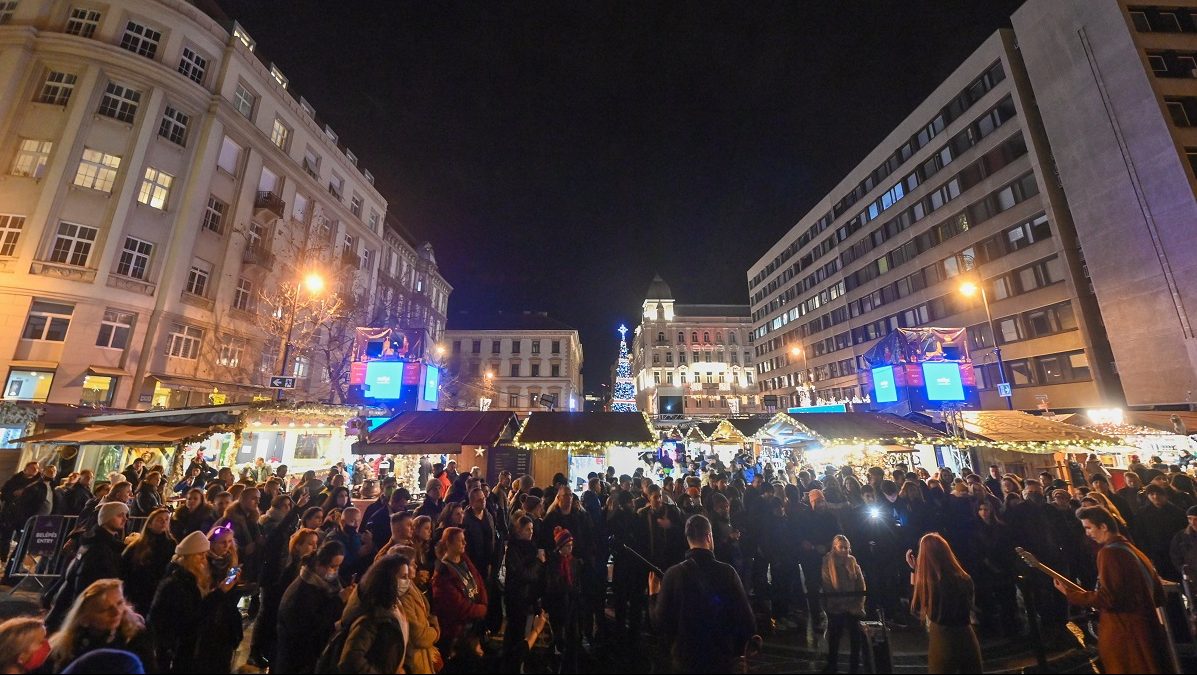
[692,422,721,440]
[781,412,944,442]
[515,412,657,447]
[353,411,519,455]
[959,411,1119,446]
[726,417,773,438]
[14,424,216,446]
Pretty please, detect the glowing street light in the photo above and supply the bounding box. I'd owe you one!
[436,345,446,356]
[957,256,1013,410]
[958,280,979,297]
[302,272,326,295]
[485,371,494,380]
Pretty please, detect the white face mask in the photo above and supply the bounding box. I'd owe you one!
[397,578,411,594]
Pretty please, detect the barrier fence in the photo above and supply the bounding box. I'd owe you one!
[4,514,148,594]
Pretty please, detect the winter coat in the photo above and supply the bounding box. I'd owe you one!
[337,604,408,675]
[400,583,441,674]
[502,538,543,615]
[276,567,345,674]
[1135,501,1188,580]
[47,526,125,629]
[169,505,214,541]
[119,531,176,616]
[461,508,497,577]
[430,556,488,649]
[821,553,867,617]
[148,563,235,674]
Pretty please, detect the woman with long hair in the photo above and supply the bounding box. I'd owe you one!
[47,579,152,671]
[120,508,176,616]
[321,485,352,514]
[972,502,1017,638]
[148,531,240,673]
[334,553,411,674]
[433,502,466,545]
[412,514,435,588]
[204,525,244,673]
[821,534,866,674]
[250,527,318,668]
[908,533,982,674]
[0,617,49,674]
[430,526,488,663]
[171,488,212,540]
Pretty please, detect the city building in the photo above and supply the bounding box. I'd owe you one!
[0,0,449,409]
[748,23,1118,411]
[631,275,760,417]
[442,311,583,415]
[1010,0,1197,407]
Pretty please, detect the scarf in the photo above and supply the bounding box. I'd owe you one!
[299,564,342,595]
[557,551,574,587]
[442,558,480,601]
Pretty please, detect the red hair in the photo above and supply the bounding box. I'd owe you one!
[909,532,971,622]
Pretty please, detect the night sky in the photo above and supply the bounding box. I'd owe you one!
[217,0,1026,394]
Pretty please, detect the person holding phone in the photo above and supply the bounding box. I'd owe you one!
[908,533,982,674]
[203,524,245,673]
[148,531,240,673]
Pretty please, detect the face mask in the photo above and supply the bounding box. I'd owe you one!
[324,571,339,583]
[397,578,412,594]
[23,640,51,672]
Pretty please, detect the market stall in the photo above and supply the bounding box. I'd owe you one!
[756,411,946,474]
[513,412,658,490]
[956,410,1122,483]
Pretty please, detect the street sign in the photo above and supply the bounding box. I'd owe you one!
[270,376,297,389]
[997,383,1012,398]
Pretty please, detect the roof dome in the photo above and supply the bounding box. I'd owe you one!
[645,274,673,300]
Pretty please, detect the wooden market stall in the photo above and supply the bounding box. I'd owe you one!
[757,411,946,472]
[956,410,1122,482]
[513,412,658,490]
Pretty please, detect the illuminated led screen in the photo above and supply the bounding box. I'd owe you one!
[872,366,899,403]
[922,361,966,401]
[364,361,407,400]
[423,365,440,402]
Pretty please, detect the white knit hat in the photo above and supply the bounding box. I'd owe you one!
[97,501,129,526]
[175,530,210,556]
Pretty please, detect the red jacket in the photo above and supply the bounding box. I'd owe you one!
[430,556,488,645]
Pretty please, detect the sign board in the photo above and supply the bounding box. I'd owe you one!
[27,515,62,556]
[997,383,1012,398]
[270,376,297,389]
[138,394,153,403]
[487,446,531,481]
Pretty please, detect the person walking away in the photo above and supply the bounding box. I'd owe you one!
[276,541,353,674]
[648,514,756,674]
[908,532,982,674]
[1054,506,1176,674]
[822,534,866,674]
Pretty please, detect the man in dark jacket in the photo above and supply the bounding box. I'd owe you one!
[0,461,45,563]
[47,501,128,629]
[122,458,146,488]
[365,487,410,549]
[649,514,755,674]
[636,484,685,573]
[1136,483,1189,580]
[462,487,497,579]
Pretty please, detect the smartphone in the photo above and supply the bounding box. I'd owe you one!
[224,566,241,584]
[350,573,360,585]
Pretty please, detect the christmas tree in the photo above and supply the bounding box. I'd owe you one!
[612,324,638,412]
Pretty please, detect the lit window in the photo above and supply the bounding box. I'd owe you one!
[115,236,152,280]
[10,139,52,178]
[217,338,246,368]
[97,82,141,123]
[177,47,207,84]
[48,221,96,266]
[96,309,134,349]
[4,370,54,401]
[271,118,290,150]
[119,21,161,59]
[158,106,189,146]
[137,167,172,209]
[185,265,209,296]
[167,323,203,359]
[36,71,76,105]
[202,195,227,234]
[22,300,73,341]
[233,82,256,118]
[0,214,24,256]
[65,7,101,37]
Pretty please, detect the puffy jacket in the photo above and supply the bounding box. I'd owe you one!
[337,605,407,675]
[399,583,441,674]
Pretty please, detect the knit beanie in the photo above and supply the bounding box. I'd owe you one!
[97,501,129,526]
[175,530,210,556]
[553,525,573,550]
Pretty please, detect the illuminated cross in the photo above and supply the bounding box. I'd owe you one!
[618,324,628,341]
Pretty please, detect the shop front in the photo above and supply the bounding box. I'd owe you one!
[754,411,946,476]
[956,410,1122,483]
[513,412,659,491]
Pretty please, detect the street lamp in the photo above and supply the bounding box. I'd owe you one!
[277,270,325,401]
[958,256,1013,410]
[790,344,812,407]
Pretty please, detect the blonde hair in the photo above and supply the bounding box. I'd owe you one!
[48,580,144,665]
[289,528,320,559]
[0,617,45,670]
[435,526,464,560]
[175,551,213,596]
[823,534,862,591]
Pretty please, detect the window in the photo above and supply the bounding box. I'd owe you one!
[678,332,685,343]
[531,364,540,377]
[1130,10,1150,32]
[329,174,344,199]
[510,364,520,377]
[167,323,203,359]
[303,148,320,178]
[359,249,372,271]
[1158,10,1183,32]
[0,214,23,256]
[350,194,363,217]
[21,300,73,341]
[995,317,1021,344]
[270,118,290,150]
[512,340,521,354]
[177,47,206,84]
[217,338,245,368]
[73,148,120,192]
[491,340,500,354]
[452,340,461,354]
[368,210,380,231]
[1149,54,1169,75]
[508,393,519,408]
[137,167,172,209]
[115,236,152,279]
[703,331,710,342]
[158,106,189,146]
[5,370,54,401]
[66,7,102,37]
[471,340,481,354]
[34,71,78,108]
[229,278,255,313]
[10,139,51,178]
[96,309,133,349]
[1168,99,1192,127]
[552,340,561,354]
[292,193,310,222]
[49,222,96,266]
[185,264,209,296]
[120,21,160,58]
[551,364,560,377]
[201,195,226,234]
[97,82,140,122]
[217,136,242,175]
[232,82,256,118]
[531,340,541,355]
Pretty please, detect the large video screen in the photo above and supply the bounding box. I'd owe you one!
[872,366,899,403]
[923,361,966,401]
[658,396,684,414]
[364,361,407,400]
[423,365,440,402]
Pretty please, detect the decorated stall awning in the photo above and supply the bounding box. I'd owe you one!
[958,410,1120,453]
[14,423,216,446]
[352,411,520,455]
[758,412,944,447]
[514,412,658,453]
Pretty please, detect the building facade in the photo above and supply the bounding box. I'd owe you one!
[1010,0,1197,407]
[631,275,760,417]
[0,0,449,409]
[748,28,1118,412]
[443,312,583,415]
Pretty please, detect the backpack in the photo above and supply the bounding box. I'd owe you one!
[314,614,367,674]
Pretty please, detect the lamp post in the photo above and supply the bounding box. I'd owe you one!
[958,255,1014,410]
[790,345,812,408]
[277,272,325,401]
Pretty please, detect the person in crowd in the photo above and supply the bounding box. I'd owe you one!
[202,525,245,672]
[48,502,129,630]
[398,552,442,674]
[502,514,544,669]
[60,470,94,517]
[250,527,318,668]
[638,483,686,575]
[908,532,982,674]
[0,461,45,563]
[321,485,352,515]
[276,541,352,674]
[434,501,466,545]
[328,505,371,582]
[431,526,488,664]
[1170,505,1197,580]
[822,534,866,674]
[222,486,263,581]
[0,617,49,674]
[47,579,152,672]
[119,508,175,617]
[332,553,411,674]
[365,486,410,548]
[131,472,162,517]
[412,515,436,586]
[121,459,146,492]
[649,514,755,674]
[1055,506,1173,674]
[300,506,325,536]
[172,466,206,496]
[148,530,239,673]
[1135,483,1188,580]
[375,511,415,561]
[417,479,446,521]
[544,525,584,671]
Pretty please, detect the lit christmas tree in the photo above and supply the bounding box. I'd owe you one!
[612,324,638,412]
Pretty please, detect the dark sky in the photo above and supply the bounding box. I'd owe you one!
[218,0,1025,394]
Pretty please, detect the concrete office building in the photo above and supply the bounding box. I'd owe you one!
[748,24,1119,411]
[631,275,759,417]
[0,0,449,408]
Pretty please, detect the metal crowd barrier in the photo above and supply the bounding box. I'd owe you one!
[4,514,148,594]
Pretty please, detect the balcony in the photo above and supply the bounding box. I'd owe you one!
[29,260,96,283]
[242,245,274,270]
[339,249,360,268]
[255,191,285,218]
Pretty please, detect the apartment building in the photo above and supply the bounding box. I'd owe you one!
[0,0,449,408]
[630,275,759,417]
[443,312,583,415]
[748,27,1118,411]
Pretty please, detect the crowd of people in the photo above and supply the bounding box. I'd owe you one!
[0,447,1191,674]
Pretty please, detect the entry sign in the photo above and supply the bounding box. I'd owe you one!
[28,516,62,556]
[997,383,1013,398]
[270,376,297,389]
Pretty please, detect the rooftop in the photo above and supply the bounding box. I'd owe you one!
[446,311,577,333]
[674,304,752,318]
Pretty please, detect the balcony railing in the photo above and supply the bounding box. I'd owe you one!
[255,191,285,218]
[242,245,274,270]
[340,250,360,268]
